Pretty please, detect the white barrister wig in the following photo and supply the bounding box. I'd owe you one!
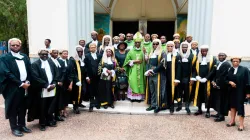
[191,41,198,45]
[173,33,180,37]
[91,31,98,35]
[166,41,175,46]
[200,45,209,50]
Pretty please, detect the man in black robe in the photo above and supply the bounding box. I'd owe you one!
[29,49,58,131]
[84,31,101,54]
[211,53,231,122]
[193,45,217,118]
[176,42,197,114]
[84,43,102,112]
[49,49,66,121]
[0,38,32,137]
[152,41,181,114]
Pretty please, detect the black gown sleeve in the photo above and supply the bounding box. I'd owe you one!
[31,62,49,88]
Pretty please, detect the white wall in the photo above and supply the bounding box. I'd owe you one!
[27,0,69,57]
[210,0,250,58]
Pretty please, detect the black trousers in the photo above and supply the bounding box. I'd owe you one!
[178,79,190,108]
[39,97,54,126]
[9,89,27,130]
[197,83,210,112]
[89,76,100,108]
[166,82,175,111]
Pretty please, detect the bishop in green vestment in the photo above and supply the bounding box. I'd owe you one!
[124,32,146,101]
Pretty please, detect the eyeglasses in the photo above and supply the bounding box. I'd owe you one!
[77,51,83,53]
[11,44,20,47]
[40,53,48,56]
[153,43,159,45]
[167,46,173,48]
[126,36,131,37]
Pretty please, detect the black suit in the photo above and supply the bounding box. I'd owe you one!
[0,52,31,130]
[30,59,58,126]
[84,41,101,55]
[211,61,231,116]
[84,53,101,107]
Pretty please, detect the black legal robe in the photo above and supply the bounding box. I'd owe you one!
[84,41,101,55]
[211,61,231,116]
[84,53,102,107]
[226,66,250,116]
[193,56,217,108]
[179,53,197,103]
[27,59,58,122]
[68,57,87,108]
[0,53,31,119]
[153,52,181,110]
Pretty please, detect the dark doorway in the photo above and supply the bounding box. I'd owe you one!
[113,21,139,36]
[147,21,175,41]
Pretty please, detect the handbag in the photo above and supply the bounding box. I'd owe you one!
[116,72,128,90]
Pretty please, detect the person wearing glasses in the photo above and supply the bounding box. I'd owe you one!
[144,39,163,113]
[226,57,250,131]
[124,33,134,51]
[29,49,58,131]
[150,41,181,114]
[193,45,217,118]
[0,38,32,136]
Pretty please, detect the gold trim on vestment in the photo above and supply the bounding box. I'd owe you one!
[189,55,197,94]
[75,60,82,104]
[171,56,176,101]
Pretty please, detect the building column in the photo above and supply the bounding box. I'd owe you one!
[27,0,94,59]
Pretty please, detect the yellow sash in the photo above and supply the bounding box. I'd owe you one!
[189,55,197,94]
[75,60,82,104]
[193,56,213,106]
[171,56,176,101]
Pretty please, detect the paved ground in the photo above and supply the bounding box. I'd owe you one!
[0,95,250,140]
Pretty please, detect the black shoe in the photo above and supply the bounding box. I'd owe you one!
[146,106,155,111]
[39,125,46,131]
[170,110,174,115]
[20,126,32,133]
[103,105,108,109]
[154,107,160,113]
[186,108,191,115]
[161,107,167,110]
[205,112,210,118]
[96,106,100,109]
[110,104,115,109]
[194,110,202,116]
[214,116,225,122]
[12,130,23,137]
[211,114,219,118]
[56,116,64,121]
[176,107,182,112]
[79,104,86,108]
[226,123,236,127]
[73,108,80,114]
[89,107,93,112]
[238,127,244,131]
[48,122,57,127]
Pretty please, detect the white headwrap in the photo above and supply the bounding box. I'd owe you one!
[166,41,177,56]
[74,45,85,66]
[100,35,113,52]
[102,46,115,64]
[149,39,162,57]
[179,42,190,59]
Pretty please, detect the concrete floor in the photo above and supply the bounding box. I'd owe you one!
[0,95,250,140]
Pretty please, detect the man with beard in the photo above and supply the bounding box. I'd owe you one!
[0,38,32,136]
[160,36,167,51]
[211,53,231,122]
[193,45,217,118]
[176,42,197,114]
[84,31,101,54]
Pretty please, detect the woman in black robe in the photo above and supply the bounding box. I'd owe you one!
[98,46,117,109]
[115,42,128,100]
[226,57,250,131]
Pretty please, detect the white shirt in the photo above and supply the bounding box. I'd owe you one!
[92,40,98,46]
[105,57,113,64]
[40,59,53,84]
[167,53,172,62]
[11,51,27,81]
[191,49,197,56]
[182,53,188,62]
[201,57,207,65]
[217,60,227,70]
[60,58,68,67]
[233,67,238,75]
[91,52,97,60]
[113,44,118,49]
[51,57,61,68]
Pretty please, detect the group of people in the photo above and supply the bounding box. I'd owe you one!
[0,30,250,137]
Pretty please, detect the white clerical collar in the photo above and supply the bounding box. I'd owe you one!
[11,51,23,59]
[135,47,141,50]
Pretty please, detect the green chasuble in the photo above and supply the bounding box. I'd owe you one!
[123,48,146,94]
[142,41,152,54]
[161,43,166,51]
[125,40,135,50]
